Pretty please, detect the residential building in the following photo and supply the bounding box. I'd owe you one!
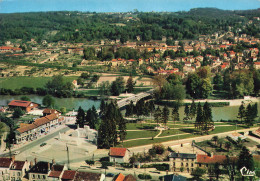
[28,161,52,181]
[113,173,136,181]
[43,109,61,117]
[9,160,29,181]
[161,174,187,181]
[8,100,39,112]
[0,157,13,181]
[48,164,65,181]
[109,147,130,163]
[196,154,236,168]
[169,153,196,173]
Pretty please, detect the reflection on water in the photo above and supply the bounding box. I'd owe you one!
[0,95,100,111]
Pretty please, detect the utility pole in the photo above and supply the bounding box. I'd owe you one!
[66,144,70,170]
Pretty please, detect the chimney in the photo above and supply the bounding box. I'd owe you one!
[48,162,50,171]
[34,158,37,165]
[210,152,214,158]
[11,155,15,162]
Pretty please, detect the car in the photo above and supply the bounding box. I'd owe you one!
[106,173,115,177]
[40,143,47,147]
[13,151,20,155]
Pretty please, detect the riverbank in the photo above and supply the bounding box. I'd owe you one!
[183,97,259,106]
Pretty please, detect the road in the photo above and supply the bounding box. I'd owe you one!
[0,125,71,157]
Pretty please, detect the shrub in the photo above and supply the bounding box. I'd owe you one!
[85,160,94,165]
[138,174,152,180]
[101,161,113,169]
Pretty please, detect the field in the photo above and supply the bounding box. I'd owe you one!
[0,76,77,89]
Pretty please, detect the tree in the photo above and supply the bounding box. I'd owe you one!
[99,99,106,117]
[190,100,197,119]
[171,105,180,124]
[224,141,232,151]
[60,107,66,114]
[184,104,190,120]
[86,108,96,129]
[245,104,254,127]
[237,146,254,173]
[191,167,206,180]
[118,117,126,143]
[202,102,213,133]
[76,106,85,128]
[125,101,134,117]
[237,102,246,123]
[212,136,219,146]
[98,81,110,97]
[162,105,169,127]
[195,103,203,133]
[154,107,161,127]
[42,95,55,108]
[126,76,134,93]
[20,96,31,101]
[110,76,125,96]
[12,108,24,118]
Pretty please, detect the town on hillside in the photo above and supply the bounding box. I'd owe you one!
[0,8,260,181]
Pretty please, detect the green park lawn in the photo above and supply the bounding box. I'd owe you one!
[125,130,159,140]
[0,76,77,89]
[126,123,155,130]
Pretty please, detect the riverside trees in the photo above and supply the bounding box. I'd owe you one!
[195,102,214,134]
[237,102,258,127]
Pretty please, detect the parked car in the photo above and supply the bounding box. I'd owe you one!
[106,173,115,177]
[40,143,47,147]
[13,151,20,155]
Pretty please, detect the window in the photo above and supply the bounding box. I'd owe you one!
[32,174,35,179]
[173,162,175,166]
[186,163,188,167]
[43,175,46,179]
[38,175,40,179]
[17,172,21,176]
[181,163,183,166]
[199,163,202,167]
[191,163,194,167]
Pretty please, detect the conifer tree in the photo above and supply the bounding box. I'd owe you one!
[195,103,203,133]
[203,102,213,133]
[184,104,190,120]
[171,105,180,124]
[237,146,254,171]
[245,104,254,127]
[99,99,106,117]
[162,105,170,127]
[154,107,161,126]
[237,103,246,123]
[126,76,134,93]
[190,100,197,119]
[76,106,85,128]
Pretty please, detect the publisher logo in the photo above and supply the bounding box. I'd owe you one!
[240,167,255,177]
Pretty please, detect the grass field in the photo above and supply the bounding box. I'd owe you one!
[125,130,159,140]
[0,76,77,89]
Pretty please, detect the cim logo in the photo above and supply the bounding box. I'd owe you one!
[240,167,256,177]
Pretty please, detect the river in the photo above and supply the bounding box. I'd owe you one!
[0,95,259,121]
[0,95,100,111]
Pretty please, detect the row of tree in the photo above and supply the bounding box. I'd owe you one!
[237,102,258,126]
[195,102,214,134]
[76,106,99,129]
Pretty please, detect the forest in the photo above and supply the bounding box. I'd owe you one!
[0,8,260,44]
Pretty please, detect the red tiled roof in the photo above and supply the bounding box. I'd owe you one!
[109,147,127,157]
[8,100,31,107]
[74,171,101,181]
[10,161,25,170]
[61,170,76,180]
[115,173,125,181]
[43,109,61,114]
[197,154,227,164]
[34,117,50,127]
[17,123,37,134]
[45,113,58,121]
[124,174,137,181]
[0,158,12,168]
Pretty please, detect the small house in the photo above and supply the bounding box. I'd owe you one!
[109,147,130,163]
[8,100,39,112]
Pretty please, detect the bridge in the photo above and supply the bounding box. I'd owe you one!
[117,89,154,109]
